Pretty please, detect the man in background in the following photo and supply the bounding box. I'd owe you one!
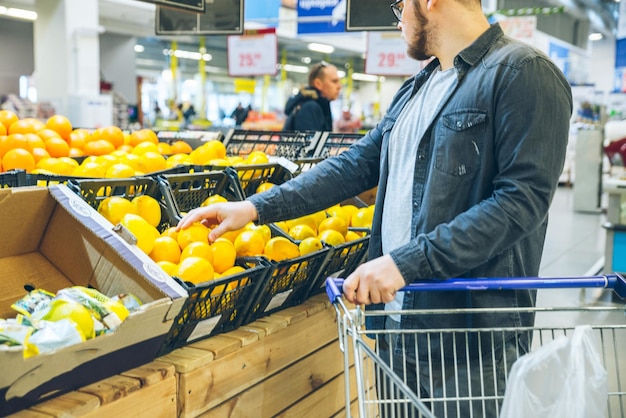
[283,61,342,132]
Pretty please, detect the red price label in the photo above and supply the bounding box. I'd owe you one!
[228,32,278,77]
[366,33,423,76]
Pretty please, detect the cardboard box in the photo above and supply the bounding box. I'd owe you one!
[0,185,187,415]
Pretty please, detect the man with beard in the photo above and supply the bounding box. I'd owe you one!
[177,0,572,415]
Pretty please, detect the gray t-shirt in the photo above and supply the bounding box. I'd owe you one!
[382,66,457,319]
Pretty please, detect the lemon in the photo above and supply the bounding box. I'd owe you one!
[175,256,214,285]
[201,194,228,207]
[41,299,95,340]
[120,213,160,255]
[274,221,289,233]
[318,229,346,246]
[345,230,363,241]
[244,150,269,165]
[340,204,359,225]
[318,216,348,237]
[181,241,214,264]
[245,223,272,244]
[285,215,318,234]
[351,206,375,229]
[298,237,323,256]
[149,236,181,264]
[132,195,162,228]
[210,238,237,274]
[288,224,317,241]
[327,206,351,226]
[256,182,275,194]
[98,196,136,225]
[234,229,266,257]
[157,260,178,276]
[264,236,300,261]
[222,265,246,276]
[177,223,211,249]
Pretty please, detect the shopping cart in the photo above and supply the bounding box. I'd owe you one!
[326,274,626,418]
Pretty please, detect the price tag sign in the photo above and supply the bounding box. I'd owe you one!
[227,29,278,77]
[365,32,423,76]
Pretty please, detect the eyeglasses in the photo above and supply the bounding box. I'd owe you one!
[390,0,404,21]
[310,61,329,80]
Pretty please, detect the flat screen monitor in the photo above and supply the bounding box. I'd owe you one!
[156,0,243,35]
[346,0,398,32]
[138,0,205,13]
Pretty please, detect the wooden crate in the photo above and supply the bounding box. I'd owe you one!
[7,362,177,418]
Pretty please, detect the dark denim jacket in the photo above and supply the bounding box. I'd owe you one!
[249,24,572,358]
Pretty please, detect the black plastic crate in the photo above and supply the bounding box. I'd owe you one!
[313,132,363,158]
[292,157,324,176]
[67,176,179,232]
[157,256,271,355]
[0,170,26,188]
[242,238,331,324]
[156,167,245,217]
[222,129,322,159]
[305,234,370,298]
[225,163,293,198]
[24,172,94,187]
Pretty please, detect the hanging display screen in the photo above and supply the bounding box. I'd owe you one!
[156,0,243,35]
[345,0,398,32]
[138,0,205,13]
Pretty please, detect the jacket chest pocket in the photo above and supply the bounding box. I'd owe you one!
[434,111,486,176]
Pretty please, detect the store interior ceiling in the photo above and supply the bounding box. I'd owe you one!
[1,0,622,80]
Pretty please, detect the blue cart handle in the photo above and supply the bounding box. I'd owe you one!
[326,273,626,303]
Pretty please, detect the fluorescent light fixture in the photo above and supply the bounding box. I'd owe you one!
[588,32,603,41]
[352,72,381,82]
[0,7,37,20]
[337,70,346,78]
[308,43,335,54]
[134,45,145,53]
[282,64,309,73]
[163,49,212,61]
[301,56,312,64]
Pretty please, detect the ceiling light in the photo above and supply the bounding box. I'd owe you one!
[281,64,309,73]
[308,43,335,54]
[0,7,37,21]
[352,73,380,82]
[588,32,603,41]
[162,49,212,61]
[134,45,145,53]
[301,56,312,64]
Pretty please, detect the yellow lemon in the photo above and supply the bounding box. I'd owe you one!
[201,193,228,207]
[318,216,348,237]
[245,223,272,244]
[98,196,136,225]
[345,230,363,242]
[263,236,300,261]
[351,206,375,229]
[177,223,211,249]
[234,229,266,257]
[132,195,161,228]
[274,221,289,233]
[41,299,95,340]
[160,226,179,241]
[285,215,318,234]
[288,224,317,241]
[210,238,237,274]
[326,206,350,226]
[149,236,181,264]
[105,162,135,179]
[181,241,214,264]
[175,256,214,285]
[256,182,275,194]
[298,237,323,256]
[120,213,160,255]
[222,265,246,276]
[157,260,178,276]
[318,229,346,246]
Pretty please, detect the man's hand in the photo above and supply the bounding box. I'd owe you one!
[342,254,406,305]
[176,201,258,242]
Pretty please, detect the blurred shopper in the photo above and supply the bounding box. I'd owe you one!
[231,102,249,126]
[177,1,572,416]
[335,107,362,133]
[283,61,342,132]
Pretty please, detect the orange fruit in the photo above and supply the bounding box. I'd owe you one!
[210,238,237,274]
[234,229,265,257]
[180,241,213,264]
[177,223,211,249]
[131,141,159,156]
[263,236,300,261]
[170,140,193,154]
[37,128,62,143]
[0,110,19,131]
[31,147,51,163]
[129,129,158,146]
[149,236,181,264]
[7,133,29,151]
[105,163,135,178]
[45,136,70,157]
[0,123,5,136]
[98,126,125,148]
[98,196,137,225]
[131,195,161,227]
[119,213,160,255]
[299,237,323,256]
[2,148,35,172]
[318,216,348,237]
[138,151,166,173]
[45,115,73,140]
[175,256,214,285]
[68,147,84,158]
[84,139,115,156]
[318,229,346,246]
[9,118,44,135]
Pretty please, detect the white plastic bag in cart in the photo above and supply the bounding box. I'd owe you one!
[500,325,608,418]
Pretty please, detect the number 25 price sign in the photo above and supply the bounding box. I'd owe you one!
[227,29,278,77]
[365,32,424,76]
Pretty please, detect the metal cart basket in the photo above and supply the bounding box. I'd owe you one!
[326,275,626,418]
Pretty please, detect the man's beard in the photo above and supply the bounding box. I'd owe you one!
[406,2,434,61]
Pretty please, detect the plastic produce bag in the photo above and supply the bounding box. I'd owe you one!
[500,325,607,418]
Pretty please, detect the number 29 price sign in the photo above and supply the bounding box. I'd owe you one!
[227,29,278,77]
[365,32,423,76]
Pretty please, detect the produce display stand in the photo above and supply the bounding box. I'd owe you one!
[222,129,322,159]
[0,169,26,188]
[313,132,363,158]
[156,130,225,150]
